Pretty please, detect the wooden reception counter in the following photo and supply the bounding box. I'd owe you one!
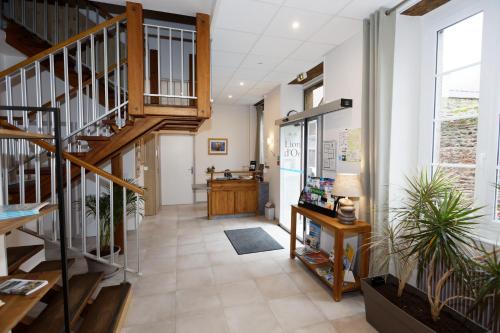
[207,171,259,219]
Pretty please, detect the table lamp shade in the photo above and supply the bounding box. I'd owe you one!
[333,173,362,198]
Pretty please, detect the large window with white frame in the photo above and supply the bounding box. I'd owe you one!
[420,0,500,229]
[432,13,483,202]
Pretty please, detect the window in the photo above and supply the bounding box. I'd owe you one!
[432,13,483,202]
[304,82,324,111]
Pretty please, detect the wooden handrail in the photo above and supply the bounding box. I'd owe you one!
[0,120,143,195]
[0,13,127,79]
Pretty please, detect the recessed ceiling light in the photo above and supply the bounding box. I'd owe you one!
[239,81,245,86]
[292,21,300,30]
[228,95,233,99]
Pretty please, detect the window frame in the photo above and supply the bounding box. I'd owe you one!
[303,80,324,111]
[418,0,500,227]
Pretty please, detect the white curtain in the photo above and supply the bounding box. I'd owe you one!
[361,9,396,276]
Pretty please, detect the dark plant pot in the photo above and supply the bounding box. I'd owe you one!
[85,246,121,279]
[361,274,488,333]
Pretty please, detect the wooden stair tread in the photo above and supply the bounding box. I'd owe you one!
[7,245,44,274]
[20,272,104,333]
[76,136,111,142]
[0,129,53,139]
[0,271,61,333]
[78,283,132,333]
[0,205,58,235]
[17,259,76,274]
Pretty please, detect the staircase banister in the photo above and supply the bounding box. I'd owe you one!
[0,120,144,195]
[0,13,127,80]
[37,58,128,111]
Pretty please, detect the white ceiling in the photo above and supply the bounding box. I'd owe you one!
[99,0,216,17]
[211,0,400,106]
[100,0,400,106]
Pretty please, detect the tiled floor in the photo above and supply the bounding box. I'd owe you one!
[121,203,377,333]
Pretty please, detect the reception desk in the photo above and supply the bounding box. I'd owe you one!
[207,171,259,219]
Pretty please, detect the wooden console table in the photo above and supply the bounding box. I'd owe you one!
[290,204,371,301]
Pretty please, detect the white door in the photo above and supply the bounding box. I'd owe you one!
[160,135,194,205]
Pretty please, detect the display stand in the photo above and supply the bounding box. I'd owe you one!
[290,204,371,301]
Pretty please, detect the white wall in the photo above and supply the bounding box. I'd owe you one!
[193,103,255,202]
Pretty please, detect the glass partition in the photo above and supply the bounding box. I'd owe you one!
[279,122,304,232]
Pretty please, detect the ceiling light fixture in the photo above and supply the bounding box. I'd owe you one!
[239,82,245,86]
[228,95,233,99]
[292,21,300,30]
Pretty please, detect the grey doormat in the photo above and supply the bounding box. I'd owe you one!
[224,227,284,255]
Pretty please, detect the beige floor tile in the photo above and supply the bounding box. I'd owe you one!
[177,242,206,256]
[288,270,325,293]
[269,294,327,330]
[176,253,211,271]
[145,245,177,259]
[205,239,234,253]
[208,250,242,265]
[141,257,176,276]
[246,259,284,278]
[176,266,215,290]
[331,314,377,333]
[201,225,225,234]
[224,303,283,333]
[175,286,221,314]
[133,272,176,297]
[306,291,365,320]
[274,257,307,273]
[121,319,175,333]
[217,279,265,307]
[203,231,229,242]
[177,233,204,245]
[256,273,301,299]
[212,263,252,285]
[125,292,175,326]
[176,308,230,333]
[286,321,338,333]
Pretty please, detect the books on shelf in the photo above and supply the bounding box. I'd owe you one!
[0,202,49,221]
[303,252,330,265]
[295,246,318,256]
[315,266,333,286]
[0,279,48,296]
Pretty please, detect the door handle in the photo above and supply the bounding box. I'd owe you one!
[189,167,194,174]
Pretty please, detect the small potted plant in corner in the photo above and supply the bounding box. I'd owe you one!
[77,179,144,278]
[362,169,488,333]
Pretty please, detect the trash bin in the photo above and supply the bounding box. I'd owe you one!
[264,202,275,220]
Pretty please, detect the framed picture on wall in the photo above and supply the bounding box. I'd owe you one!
[208,138,228,155]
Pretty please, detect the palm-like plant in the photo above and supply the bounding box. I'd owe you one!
[404,190,482,321]
[77,179,144,254]
[381,168,484,322]
[370,169,452,298]
[469,243,500,327]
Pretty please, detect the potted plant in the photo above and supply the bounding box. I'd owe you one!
[467,242,500,330]
[362,169,488,333]
[77,179,144,278]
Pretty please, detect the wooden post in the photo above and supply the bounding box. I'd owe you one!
[333,231,344,301]
[126,2,144,116]
[111,153,124,254]
[149,50,159,104]
[195,13,211,119]
[290,206,297,258]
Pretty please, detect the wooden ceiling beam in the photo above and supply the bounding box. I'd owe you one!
[401,0,450,16]
[289,63,323,85]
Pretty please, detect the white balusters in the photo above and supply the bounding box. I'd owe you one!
[143,24,198,104]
